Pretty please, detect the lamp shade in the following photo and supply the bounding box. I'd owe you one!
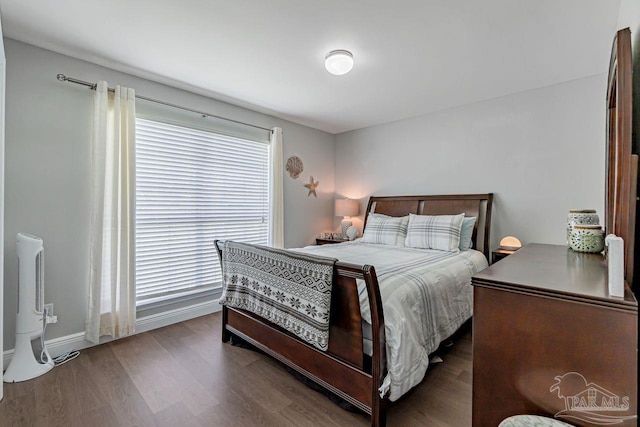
[335,199,359,217]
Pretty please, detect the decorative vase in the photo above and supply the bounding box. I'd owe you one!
[567,209,600,245]
[568,225,605,253]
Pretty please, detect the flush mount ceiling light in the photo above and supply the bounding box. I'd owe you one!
[325,50,354,75]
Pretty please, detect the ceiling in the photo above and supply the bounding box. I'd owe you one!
[0,0,622,134]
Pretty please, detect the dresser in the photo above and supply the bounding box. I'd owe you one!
[472,244,638,426]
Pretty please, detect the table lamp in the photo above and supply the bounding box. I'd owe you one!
[335,199,359,237]
[499,236,522,251]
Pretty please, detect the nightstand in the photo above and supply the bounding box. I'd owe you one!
[316,238,349,245]
[491,248,518,264]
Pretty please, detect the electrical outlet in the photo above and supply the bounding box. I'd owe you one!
[44,303,53,317]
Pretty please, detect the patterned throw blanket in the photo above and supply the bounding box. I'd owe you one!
[219,241,337,351]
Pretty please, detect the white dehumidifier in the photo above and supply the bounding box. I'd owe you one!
[4,233,56,382]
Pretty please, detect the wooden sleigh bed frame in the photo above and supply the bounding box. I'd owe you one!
[216,193,493,427]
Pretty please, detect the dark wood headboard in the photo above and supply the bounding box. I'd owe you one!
[363,193,494,259]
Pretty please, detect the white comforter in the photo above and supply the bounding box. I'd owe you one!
[294,240,488,401]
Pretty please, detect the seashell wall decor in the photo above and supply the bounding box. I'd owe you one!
[286,156,304,179]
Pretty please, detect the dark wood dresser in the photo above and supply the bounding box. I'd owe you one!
[472,243,638,426]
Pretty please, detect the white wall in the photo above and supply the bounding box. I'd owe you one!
[2,39,335,352]
[618,0,640,34]
[335,75,607,249]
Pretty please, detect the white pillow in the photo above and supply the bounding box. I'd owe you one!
[362,214,409,246]
[404,213,465,251]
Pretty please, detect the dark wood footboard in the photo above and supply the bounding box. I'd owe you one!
[219,255,388,426]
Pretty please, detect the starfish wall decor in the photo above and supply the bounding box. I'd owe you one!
[304,176,319,198]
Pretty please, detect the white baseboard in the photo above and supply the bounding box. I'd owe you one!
[3,299,221,370]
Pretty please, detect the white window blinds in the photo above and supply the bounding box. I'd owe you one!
[135,118,270,305]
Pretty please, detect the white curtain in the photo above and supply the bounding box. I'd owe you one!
[269,127,284,248]
[86,81,136,344]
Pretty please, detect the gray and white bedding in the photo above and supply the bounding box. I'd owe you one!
[294,240,488,401]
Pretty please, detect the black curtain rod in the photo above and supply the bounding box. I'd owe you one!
[56,74,273,133]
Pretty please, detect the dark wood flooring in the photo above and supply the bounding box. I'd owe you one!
[0,312,472,426]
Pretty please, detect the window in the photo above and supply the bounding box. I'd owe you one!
[135,118,270,305]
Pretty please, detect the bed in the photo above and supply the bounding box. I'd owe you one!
[216,193,493,427]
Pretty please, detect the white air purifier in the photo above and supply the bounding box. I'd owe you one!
[3,233,54,382]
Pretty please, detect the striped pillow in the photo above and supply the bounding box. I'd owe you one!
[404,213,465,251]
[362,214,409,246]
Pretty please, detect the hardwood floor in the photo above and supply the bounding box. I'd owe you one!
[0,312,472,426]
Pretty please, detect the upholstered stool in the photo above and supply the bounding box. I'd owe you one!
[498,415,573,427]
